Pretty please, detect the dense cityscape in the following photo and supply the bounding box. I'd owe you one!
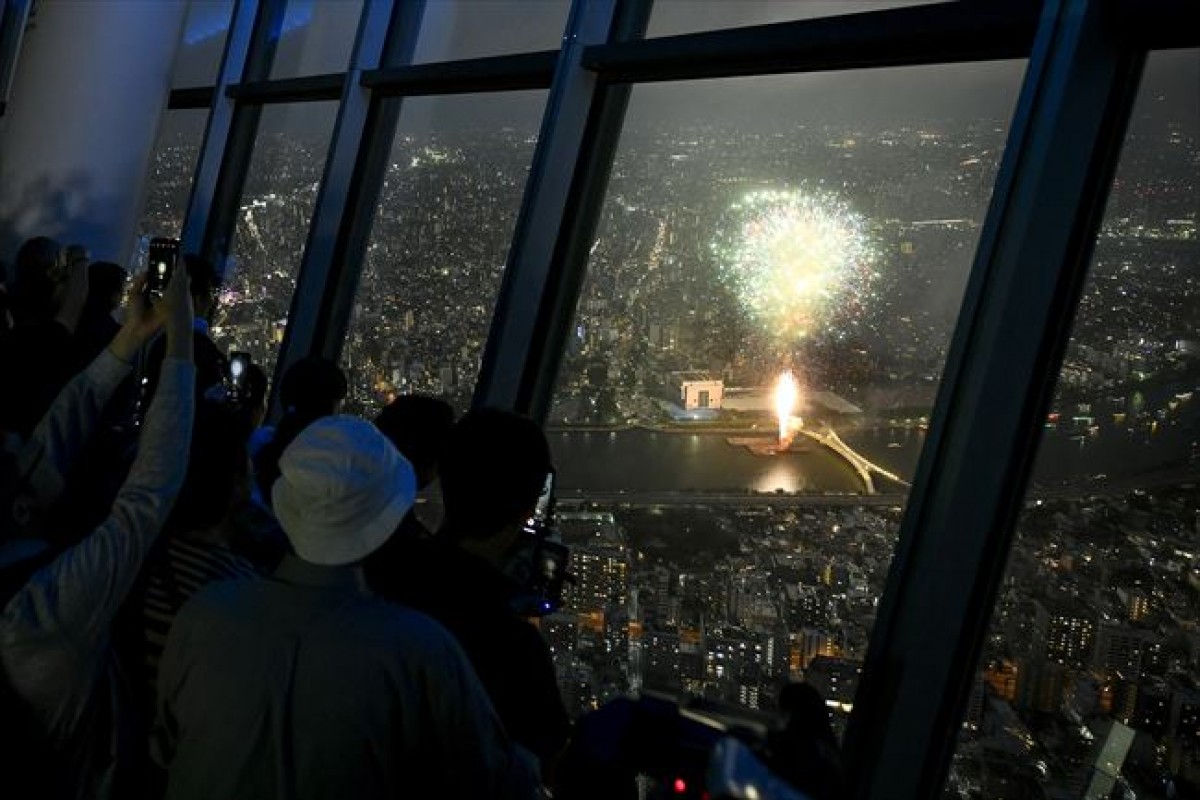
[138,93,1198,799]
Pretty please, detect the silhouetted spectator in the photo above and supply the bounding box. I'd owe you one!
[153,416,540,799]
[195,361,284,573]
[241,362,269,430]
[378,408,571,777]
[770,682,845,800]
[250,356,347,507]
[365,395,454,595]
[373,395,455,491]
[0,266,195,800]
[74,260,128,369]
[0,238,90,439]
[132,397,261,718]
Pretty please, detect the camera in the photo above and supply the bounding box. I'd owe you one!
[146,237,179,302]
[508,469,573,617]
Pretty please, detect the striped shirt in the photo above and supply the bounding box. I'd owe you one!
[141,537,260,697]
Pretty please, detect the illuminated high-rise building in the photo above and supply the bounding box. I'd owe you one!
[1035,601,1097,670]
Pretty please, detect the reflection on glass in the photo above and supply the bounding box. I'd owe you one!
[945,51,1200,800]
[647,0,945,39]
[172,0,235,88]
[214,103,338,378]
[412,0,571,63]
[137,109,209,243]
[343,92,547,415]
[269,0,364,78]
[546,63,1025,729]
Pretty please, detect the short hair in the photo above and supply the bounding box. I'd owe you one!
[439,408,551,539]
[169,397,254,532]
[374,395,455,488]
[86,260,128,311]
[182,254,222,299]
[279,357,346,417]
[10,236,63,322]
[242,363,269,412]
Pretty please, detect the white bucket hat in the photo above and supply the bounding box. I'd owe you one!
[272,415,416,566]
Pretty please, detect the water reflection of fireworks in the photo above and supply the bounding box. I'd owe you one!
[713,187,877,346]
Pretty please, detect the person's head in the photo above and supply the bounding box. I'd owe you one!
[86,260,128,314]
[279,356,347,418]
[374,395,455,490]
[439,408,552,546]
[168,397,256,534]
[182,254,222,320]
[271,415,416,566]
[10,236,64,323]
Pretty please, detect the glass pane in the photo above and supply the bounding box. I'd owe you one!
[648,0,946,39]
[172,0,235,88]
[413,0,571,63]
[544,62,1027,727]
[137,109,209,243]
[269,0,364,79]
[946,50,1200,800]
[343,91,548,416]
[213,102,338,378]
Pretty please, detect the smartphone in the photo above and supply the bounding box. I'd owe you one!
[532,539,570,615]
[228,351,251,399]
[531,469,556,527]
[229,352,251,385]
[147,237,180,301]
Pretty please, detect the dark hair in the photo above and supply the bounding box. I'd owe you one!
[439,408,551,539]
[85,260,128,313]
[169,398,254,533]
[279,357,346,416]
[182,254,222,299]
[252,358,346,505]
[243,363,269,412]
[374,395,455,489]
[10,236,62,323]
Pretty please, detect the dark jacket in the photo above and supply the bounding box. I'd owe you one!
[0,321,78,439]
[368,536,571,769]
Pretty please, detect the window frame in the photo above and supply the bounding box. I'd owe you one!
[153,0,1200,796]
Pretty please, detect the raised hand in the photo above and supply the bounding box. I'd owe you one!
[159,256,194,362]
[108,257,194,364]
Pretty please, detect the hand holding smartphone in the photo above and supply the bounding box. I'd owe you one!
[146,237,180,303]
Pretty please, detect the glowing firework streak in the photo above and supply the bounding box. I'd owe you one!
[714,188,876,343]
[775,370,799,445]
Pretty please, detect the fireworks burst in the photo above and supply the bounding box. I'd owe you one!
[713,187,877,345]
[774,370,800,445]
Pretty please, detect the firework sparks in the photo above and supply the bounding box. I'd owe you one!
[714,187,876,345]
[775,370,799,445]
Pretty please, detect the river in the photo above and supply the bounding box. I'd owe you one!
[548,411,1197,496]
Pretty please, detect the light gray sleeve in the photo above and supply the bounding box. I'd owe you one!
[17,348,133,503]
[1,358,194,653]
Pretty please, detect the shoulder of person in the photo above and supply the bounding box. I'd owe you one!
[358,597,466,656]
[171,573,262,628]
